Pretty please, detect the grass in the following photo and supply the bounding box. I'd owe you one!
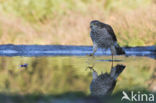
[0,0,155,46]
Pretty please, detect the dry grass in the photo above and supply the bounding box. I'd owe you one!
[0,1,155,46]
[107,5,156,46]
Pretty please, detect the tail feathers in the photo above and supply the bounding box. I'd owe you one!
[114,43,125,55]
[110,64,126,80]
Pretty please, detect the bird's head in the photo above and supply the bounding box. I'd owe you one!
[90,20,104,29]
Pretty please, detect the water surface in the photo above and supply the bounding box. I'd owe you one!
[0,45,156,102]
[0,56,155,95]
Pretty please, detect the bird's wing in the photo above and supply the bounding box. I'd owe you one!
[107,80,116,94]
[104,24,117,41]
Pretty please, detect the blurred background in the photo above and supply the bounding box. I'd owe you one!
[0,0,155,46]
[0,0,156,103]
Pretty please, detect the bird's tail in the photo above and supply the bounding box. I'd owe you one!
[114,43,125,55]
[110,64,126,80]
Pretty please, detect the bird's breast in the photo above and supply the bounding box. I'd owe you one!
[90,29,114,48]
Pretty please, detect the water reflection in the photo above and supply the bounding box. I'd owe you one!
[0,56,155,102]
[88,64,126,96]
[148,68,156,91]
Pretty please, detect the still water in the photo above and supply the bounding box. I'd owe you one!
[0,55,155,95]
[0,45,156,102]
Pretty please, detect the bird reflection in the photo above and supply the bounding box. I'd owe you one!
[88,64,126,96]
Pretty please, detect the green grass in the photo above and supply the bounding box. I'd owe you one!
[0,0,152,22]
[0,0,155,46]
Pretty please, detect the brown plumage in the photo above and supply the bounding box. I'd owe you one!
[90,20,125,56]
[89,64,126,96]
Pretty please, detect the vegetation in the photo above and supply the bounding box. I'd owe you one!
[0,0,155,102]
[0,0,155,46]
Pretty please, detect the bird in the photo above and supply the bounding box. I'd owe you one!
[89,20,125,66]
[89,64,126,96]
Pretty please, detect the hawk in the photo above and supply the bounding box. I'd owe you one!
[89,20,125,57]
[90,64,126,96]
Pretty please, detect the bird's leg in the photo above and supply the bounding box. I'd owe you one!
[110,46,115,68]
[90,43,97,56]
[92,70,98,81]
[87,66,98,80]
[111,53,114,68]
